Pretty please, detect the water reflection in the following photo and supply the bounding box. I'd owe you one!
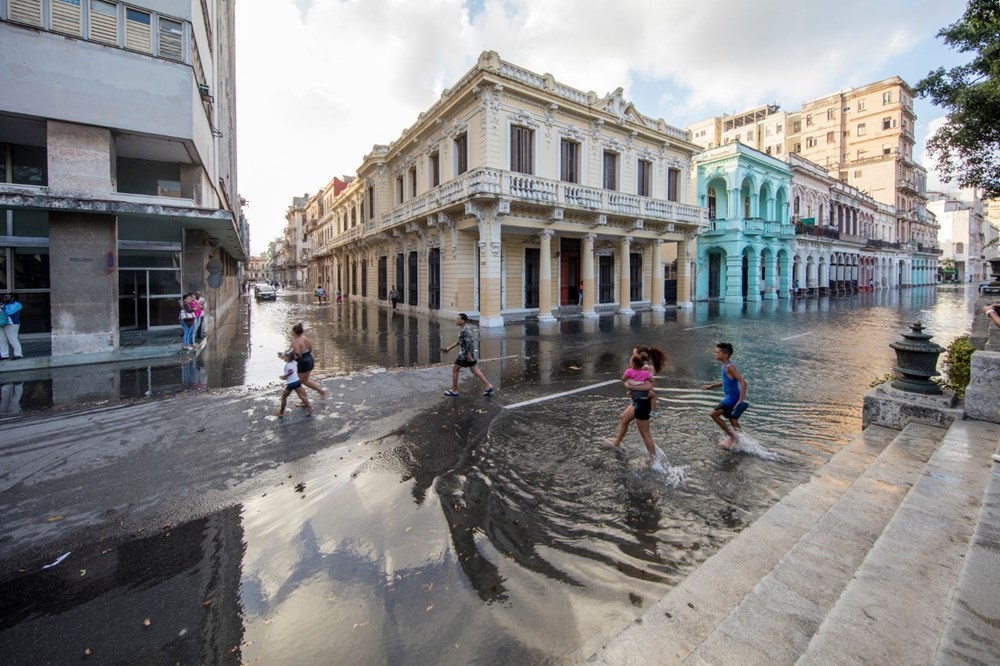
[0,508,245,664]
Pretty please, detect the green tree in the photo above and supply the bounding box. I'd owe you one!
[915,0,1000,197]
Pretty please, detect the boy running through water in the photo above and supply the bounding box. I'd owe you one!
[441,313,495,397]
[701,342,748,448]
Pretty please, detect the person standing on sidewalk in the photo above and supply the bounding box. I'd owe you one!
[179,293,197,351]
[195,291,207,340]
[389,286,398,310]
[0,294,21,359]
[441,313,495,397]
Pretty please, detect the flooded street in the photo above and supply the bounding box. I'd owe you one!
[0,286,978,663]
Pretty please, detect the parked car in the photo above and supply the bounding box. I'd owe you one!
[255,284,277,301]
[980,281,992,293]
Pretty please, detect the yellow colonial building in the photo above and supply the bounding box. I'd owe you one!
[307,51,706,326]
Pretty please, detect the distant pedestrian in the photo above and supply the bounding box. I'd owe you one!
[179,293,197,351]
[604,345,666,460]
[195,291,207,339]
[441,313,494,397]
[315,284,326,305]
[578,281,584,305]
[389,286,398,310]
[701,342,749,448]
[275,350,311,417]
[290,322,327,400]
[336,289,343,305]
[0,294,23,359]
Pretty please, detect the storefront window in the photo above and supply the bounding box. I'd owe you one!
[13,247,49,290]
[12,210,48,237]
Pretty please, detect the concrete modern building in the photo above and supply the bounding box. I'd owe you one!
[694,144,911,303]
[927,190,986,283]
[305,51,706,326]
[0,0,245,358]
[689,76,941,287]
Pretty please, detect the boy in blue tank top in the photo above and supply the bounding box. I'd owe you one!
[701,342,748,448]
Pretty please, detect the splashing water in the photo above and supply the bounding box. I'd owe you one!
[649,445,690,486]
[730,431,781,461]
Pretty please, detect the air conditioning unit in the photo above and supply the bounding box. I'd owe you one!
[198,84,213,102]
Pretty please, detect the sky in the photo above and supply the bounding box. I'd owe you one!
[235,0,972,255]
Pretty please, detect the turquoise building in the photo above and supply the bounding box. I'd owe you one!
[694,143,794,302]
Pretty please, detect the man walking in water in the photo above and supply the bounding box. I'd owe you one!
[441,313,495,397]
[702,342,749,448]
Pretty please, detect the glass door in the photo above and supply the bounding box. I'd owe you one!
[118,269,141,330]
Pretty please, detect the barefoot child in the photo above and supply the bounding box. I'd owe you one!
[701,342,748,447]
[276,350,312,417]
[440,313,495,396]
[605,345,667,460]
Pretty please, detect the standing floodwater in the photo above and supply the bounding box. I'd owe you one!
[0,286,978,663]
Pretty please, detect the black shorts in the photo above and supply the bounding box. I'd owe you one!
[716,401,736,419]
[296,353,314,374]
[455,359,478,368]
[285,380,302,392]
[633,399,652,421]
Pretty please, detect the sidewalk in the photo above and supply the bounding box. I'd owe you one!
[0,329,197,375]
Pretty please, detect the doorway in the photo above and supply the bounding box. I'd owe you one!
[559,238,581,305]
[118,269,181,330]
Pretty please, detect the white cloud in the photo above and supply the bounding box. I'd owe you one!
[920,115,950,193]
[237,0,967,253]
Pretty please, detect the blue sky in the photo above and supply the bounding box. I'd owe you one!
[237,0,971,254]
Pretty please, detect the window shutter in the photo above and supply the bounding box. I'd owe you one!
[89,0,118,45]
[158,18,183,61]
[51,0,83,36]
[125,8,152,53]
[9,0,43,27]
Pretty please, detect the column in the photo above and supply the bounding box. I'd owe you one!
[676,236,692,308]
[763,252,778,300]
[745,249,761,302]
[725,253,744,303]
[778,252,791,297]
[49,212,119,356]
[617,236,634,315]
[582,234,597,318]
[537,230,555,322]
[651,240,664,312]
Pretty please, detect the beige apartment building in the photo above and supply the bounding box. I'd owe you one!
[305,51,706,326]
[689,76,941,278]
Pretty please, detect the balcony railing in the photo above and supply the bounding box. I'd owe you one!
[704,218,795,236]
[917,243,943,255]
[866,238,901,250]
[325,167,707,251]
[795,222,841,239]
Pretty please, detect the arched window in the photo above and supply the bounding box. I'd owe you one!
[707,190,717,220]
[744,196,751,218]
[794,196,800,216]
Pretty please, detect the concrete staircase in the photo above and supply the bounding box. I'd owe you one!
[591,419,1000,665]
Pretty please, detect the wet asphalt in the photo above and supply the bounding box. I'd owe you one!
[0,286,979,663]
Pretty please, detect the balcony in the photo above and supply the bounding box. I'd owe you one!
[866,238,901,250]
[703,218,795,237]
[917,243,943,255]
[795,222,840,240]
[328,167,708,250]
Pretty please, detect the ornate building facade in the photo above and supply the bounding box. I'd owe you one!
[694,144,922,303]
[306,52,706,326]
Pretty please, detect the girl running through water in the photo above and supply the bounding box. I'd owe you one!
[605,345,667,460]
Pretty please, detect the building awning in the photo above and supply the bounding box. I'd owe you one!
[0,189,247,261]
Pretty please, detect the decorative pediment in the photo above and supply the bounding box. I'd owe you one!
[596,87,634,124]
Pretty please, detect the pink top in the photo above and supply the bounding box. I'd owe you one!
[623,368,652,384]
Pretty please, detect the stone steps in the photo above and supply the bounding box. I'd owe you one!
[590,419,1000,665]
[591,424,900,664]
[935,426,1000,665]
[799,419,1000,665]
[685,422,946,665]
